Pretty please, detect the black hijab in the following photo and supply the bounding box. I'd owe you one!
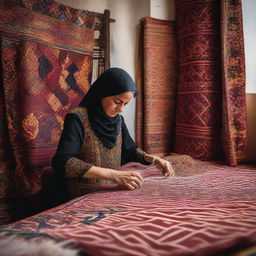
[79,67,138,148]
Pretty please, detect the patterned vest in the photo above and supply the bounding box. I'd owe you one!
[67,107,122,198]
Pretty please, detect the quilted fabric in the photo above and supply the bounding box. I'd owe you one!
[0,156,255,256]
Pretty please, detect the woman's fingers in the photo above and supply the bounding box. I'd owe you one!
[133,172,143,184]
[132,175,143,188]
[164,164,175,176]
[129,180,139,190]
[126,182,136,190]
[126,175,143,189]
[125,180,140,190]
[154,158,175,177]
[115,171,144,190]
[162,161,175,176]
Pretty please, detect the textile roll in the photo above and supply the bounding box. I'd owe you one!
[136,17,177,156]
[174,0,223,160]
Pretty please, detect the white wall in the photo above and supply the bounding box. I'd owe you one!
[108,0,149,138]
[242,0,256,161]
[242,0,256,94]
[150,0,175,20]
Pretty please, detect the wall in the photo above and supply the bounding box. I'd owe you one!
[242,0,256,94]
[246,94,256,161]
[150,0,175,20]
[108,0,149,138]
[242,0,256,161]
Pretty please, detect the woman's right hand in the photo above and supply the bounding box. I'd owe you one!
[111,170,143,190]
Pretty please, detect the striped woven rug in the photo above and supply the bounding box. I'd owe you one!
[136,17,178,156]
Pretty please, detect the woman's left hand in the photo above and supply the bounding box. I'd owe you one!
[153,157,175,177]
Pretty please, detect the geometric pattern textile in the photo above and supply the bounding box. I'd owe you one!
[221,0,247,166]
[174,0,223,160]
[174,0,247,165]
[136,17,178,156]
[0,157,255,256]
[0,0,94,204]
[1,0,95,28]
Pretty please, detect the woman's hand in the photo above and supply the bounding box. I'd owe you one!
[112,170,143,190]
[153,157,175,177]
[83,166,143,190]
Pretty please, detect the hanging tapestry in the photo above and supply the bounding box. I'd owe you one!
[0,0,95,222]
[174,0,223,160]
[174,0,247,164]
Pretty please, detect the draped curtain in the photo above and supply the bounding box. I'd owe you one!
[220,0,247,166]
[136,0,247,166]
[0,0,95,224]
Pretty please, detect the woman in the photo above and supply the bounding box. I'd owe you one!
[52,67,174,203]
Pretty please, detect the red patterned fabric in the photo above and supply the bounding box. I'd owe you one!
[0,157,255,256]
[0,0,94,204]
[0,0,95,28]
[174,0,247,164]
[136,17,178,156]
[221,0,247,166]
[174,0,223,160]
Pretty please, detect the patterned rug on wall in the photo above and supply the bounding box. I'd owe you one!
[174,0,247,165]
[136,17,178,156]
[0,0,95,224]
[0,156,255,256]
[174,0,223,160]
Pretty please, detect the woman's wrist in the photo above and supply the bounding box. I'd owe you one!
[107,169,118,181]
[82,166,117,180]
[152,157,157,165]
[144,153,157,165]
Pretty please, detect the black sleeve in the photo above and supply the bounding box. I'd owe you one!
[52,113,84,171]
[121,116,150,165]
[50,113,86,206]
[52,113,92,178]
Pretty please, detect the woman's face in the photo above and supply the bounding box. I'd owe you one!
[101,91,134,117]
